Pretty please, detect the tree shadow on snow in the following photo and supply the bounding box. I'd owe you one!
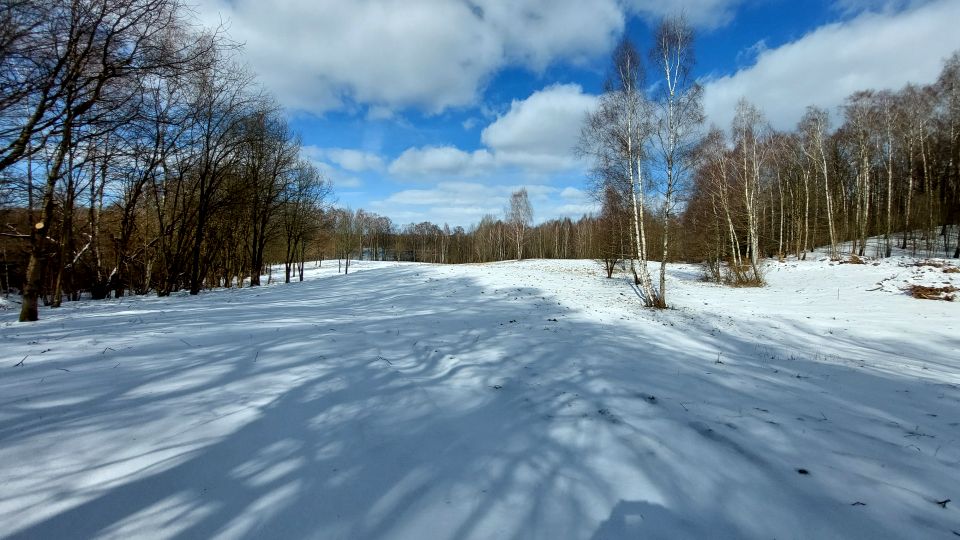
[0,264,957,539]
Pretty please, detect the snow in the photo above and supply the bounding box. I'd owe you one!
[1,256,958,539]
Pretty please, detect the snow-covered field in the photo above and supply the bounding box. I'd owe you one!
[1,256,958,539]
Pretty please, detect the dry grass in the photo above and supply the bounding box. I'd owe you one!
[911,259,945,268]
[943,266,960,274]
[724,262,765,287]
[907,284,957,301]
[842,254,867,265]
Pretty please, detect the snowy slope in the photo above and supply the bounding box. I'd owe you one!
[1,257,958,539]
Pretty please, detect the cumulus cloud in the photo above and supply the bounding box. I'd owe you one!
[389,84,597,178]
[388,147,496,178]
[702,0,960,130]
[195,0,749,116]
[481,83,598,163]
[196,0,624,115]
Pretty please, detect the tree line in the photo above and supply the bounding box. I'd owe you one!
[320,193,599,269]
[0,0,331,321]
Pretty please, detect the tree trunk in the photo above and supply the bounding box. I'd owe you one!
[20,114,73,322]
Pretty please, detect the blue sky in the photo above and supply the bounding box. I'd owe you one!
[195,0,960,228]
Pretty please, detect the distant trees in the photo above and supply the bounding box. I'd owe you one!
[596,185,627,278]
[307,205,607,266]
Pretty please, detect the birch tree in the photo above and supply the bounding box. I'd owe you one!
[506,188,533,260]
[732,99,768,273]
[798,106,838,259]
[579,37,657,305]
[649,16,704,307]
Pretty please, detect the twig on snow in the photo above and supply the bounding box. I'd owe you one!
[14,355,27,367]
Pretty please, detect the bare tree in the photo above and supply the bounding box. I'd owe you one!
[17,0,204,321]
[798,106,838,259]
[579,37,658,304]
[596,184,626,278]
[649,16,704,307]
[241,102,299,286]
[506,188,533,260]
[282,161,329,282]
[732,99,769,274]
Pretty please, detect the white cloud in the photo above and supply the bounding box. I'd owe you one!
[314,148,385,172]
[831,0,936,16]
[371,182,597,227]
[702,0,960,130]
[299,147,366,189]
[624,0,746,28]
[388,147,496,178]
[331,176,363,189]
[560,186,588,200]
[388,84,597,178]
[481,83,598,164]
[195,0,750,116]
[196,0,625,115]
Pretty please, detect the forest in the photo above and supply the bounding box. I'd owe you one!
[1,1,959,319]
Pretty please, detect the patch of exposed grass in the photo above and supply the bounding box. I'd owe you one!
[907,284,957,301]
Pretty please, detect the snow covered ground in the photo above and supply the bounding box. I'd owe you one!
[1,256,958,539]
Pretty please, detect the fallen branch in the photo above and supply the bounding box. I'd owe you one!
[14,355,27,367]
